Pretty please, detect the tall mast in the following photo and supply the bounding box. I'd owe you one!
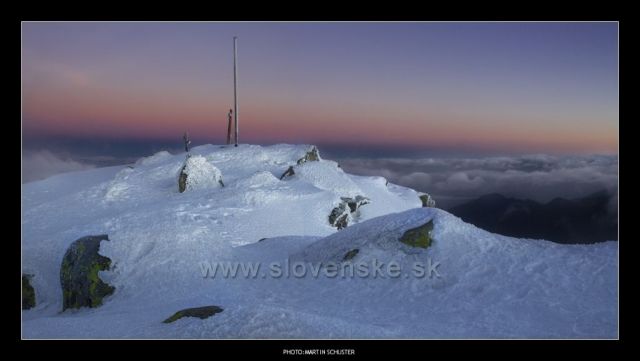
[233,36,239,147]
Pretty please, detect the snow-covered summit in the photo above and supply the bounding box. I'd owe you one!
[21,144,617,338]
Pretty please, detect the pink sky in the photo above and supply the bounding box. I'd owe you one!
[22,22,618,155]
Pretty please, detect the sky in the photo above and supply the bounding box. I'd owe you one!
[22,22,618,155]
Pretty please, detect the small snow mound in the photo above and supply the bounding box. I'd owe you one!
[293,161,363,197]
[179,155,224,192]
[135,151,172,167]
[368,176,388,188]
[242,189,287,206]
[292,207,439,264]
[239,171,280,189]
[104,181,130,201]
[104,168,134,201]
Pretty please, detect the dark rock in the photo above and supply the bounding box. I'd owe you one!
[60,234,115,311]
[178,164,188,193]
[342,195,370,213]
[258,238,268,242]
[342,249,359,261]
[328,203,350,230]
[163,305,224,323]
[22,274,36,310]
[399,220,434,249]
[280,166,295,180]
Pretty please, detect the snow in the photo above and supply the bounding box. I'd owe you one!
[291,160,362,197]
[21,144,617,339]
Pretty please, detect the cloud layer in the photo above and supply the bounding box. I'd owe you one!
[22,150,95,183]
[338,154,618,209]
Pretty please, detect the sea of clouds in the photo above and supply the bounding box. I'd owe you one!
[338,154,618,210]
[21,150,96,183]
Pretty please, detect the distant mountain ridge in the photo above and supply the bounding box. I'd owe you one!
[449,190,617,244]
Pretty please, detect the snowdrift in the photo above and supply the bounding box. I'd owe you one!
[21,144,617,338]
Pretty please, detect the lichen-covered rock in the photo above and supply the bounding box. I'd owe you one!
[178,155,224,193]
[296,146,320,165]
[399,220,434,248]
[279,166,295,180]
[329,195,370,229]
[60,234,115,311]
[22,274,36,310]
[163,305,224,323]
[418,193,436,208]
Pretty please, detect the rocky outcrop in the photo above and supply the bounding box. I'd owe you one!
[296,146,320,165]
[418,193,436,208]
[22,274,36,310]
[329,196,370,230]
[60,234,115,311]
[178,155,224,193]
[342,195,370,212]
[163,305,224,323]
[399,220,434,248]
[280,146,321,180]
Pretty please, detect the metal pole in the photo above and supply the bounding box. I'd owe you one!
[233,36,239,147]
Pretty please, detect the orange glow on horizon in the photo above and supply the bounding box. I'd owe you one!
[22,74,618,155]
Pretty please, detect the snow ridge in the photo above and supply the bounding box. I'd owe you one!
[21,144,617,339]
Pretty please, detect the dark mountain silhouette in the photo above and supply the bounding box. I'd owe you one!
[449,190,617,244]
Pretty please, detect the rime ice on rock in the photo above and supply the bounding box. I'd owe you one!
[178,155,224,193]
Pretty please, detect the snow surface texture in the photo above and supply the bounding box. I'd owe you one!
[21,144,617,338]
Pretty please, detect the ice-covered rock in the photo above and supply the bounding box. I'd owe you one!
[178,155,224,193]
[328,202,350,230]
[296,146,321,165]
[418,192,436,208]
[328,195,370,229]
[342,195,370,212]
